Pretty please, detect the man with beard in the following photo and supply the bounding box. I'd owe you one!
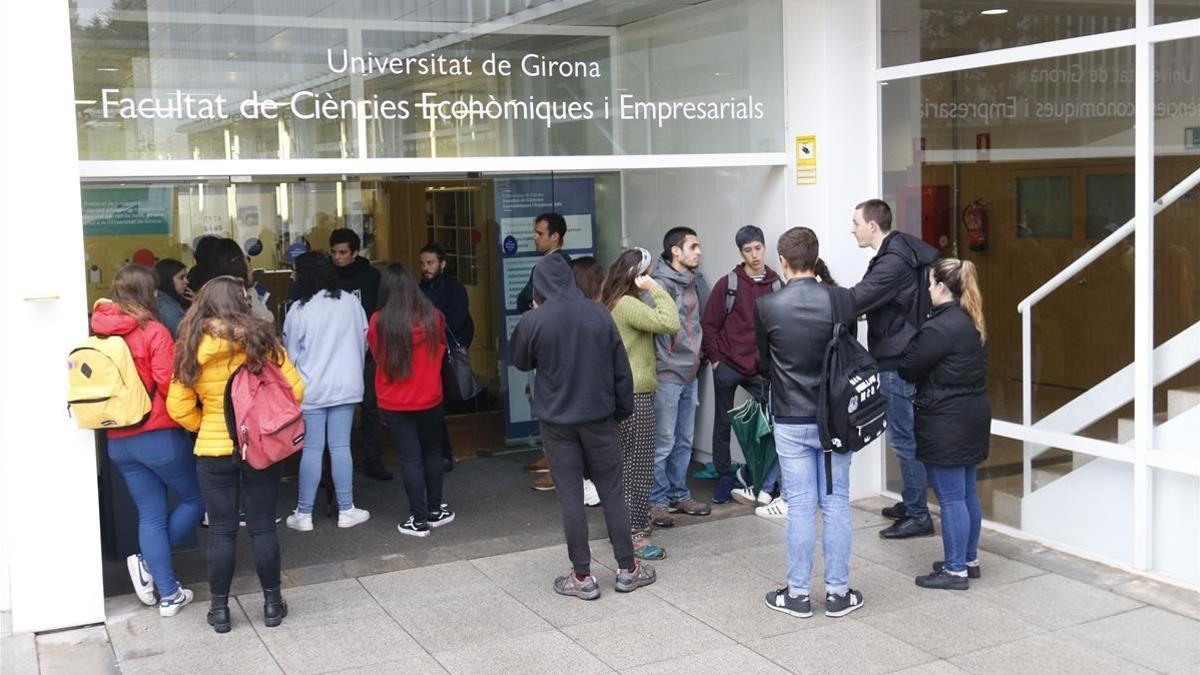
[419,242,474,472]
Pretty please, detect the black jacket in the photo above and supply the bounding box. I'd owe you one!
[850,231,940,370]
[754,277,841,420]
[509,255,634,425]
[334,257,381,317]
[421,274,474,348]
[898,302,991,466]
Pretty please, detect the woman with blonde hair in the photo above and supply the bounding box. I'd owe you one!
[167,276,304,632]
[91,264,203,617]
[899,258,990,590]
[601,247,680,560]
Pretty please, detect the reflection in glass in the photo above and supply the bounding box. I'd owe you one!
[69,0,784,160]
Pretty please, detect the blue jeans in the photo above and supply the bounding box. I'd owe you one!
[880,369,927,518]
[651,379,698,507]
[107,428,204,597]
[926,464,982,573]
[775,423,852,597]
[299,404,357,513]
[760,458,782,494]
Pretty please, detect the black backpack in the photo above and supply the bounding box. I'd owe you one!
[724,270,782,314]
[816,285,889,493]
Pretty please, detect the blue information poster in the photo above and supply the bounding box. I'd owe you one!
[494,177,597,443]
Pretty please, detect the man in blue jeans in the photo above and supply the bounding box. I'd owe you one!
[848,199,940,539]
[649,226,712,528]
[755,226,863,618]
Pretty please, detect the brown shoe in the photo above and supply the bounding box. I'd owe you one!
[524,455,550,474]
[650,506,675,528]
[531,473,556,491]
[669,498,712,516]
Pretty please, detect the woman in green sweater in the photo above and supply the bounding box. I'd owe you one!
[602,248,681,560]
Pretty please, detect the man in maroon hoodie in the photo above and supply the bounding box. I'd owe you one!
[701,225,783,505]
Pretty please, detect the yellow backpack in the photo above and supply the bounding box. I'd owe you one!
[67,335,152,429]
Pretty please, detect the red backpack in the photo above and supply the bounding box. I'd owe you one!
[223,361,305,469]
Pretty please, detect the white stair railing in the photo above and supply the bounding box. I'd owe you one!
[1018,165,1200,428]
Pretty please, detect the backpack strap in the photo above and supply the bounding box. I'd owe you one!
[724,271,738,314]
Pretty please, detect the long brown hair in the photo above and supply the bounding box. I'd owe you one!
[110,264,159,325]
[601,248,650,310]
[932,258,986,344]
[173,276,281,387]
[570,256,604,301]
[375,264,441,381]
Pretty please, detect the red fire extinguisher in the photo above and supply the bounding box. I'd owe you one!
[962,199,988,252]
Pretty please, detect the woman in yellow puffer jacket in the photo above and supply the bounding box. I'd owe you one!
[167,276,303,634]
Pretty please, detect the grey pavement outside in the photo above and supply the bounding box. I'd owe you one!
[4,496,1200,674]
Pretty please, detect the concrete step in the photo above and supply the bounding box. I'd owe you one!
[1168,385,1200,418]
[1117,404,1200,451]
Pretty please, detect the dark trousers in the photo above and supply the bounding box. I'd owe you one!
[196,457,281,596]
[382,406,446,523]
[359,358,386,467]
[711,363,768,476]
[541,418,635,576]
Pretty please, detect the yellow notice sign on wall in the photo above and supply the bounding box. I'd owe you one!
[796,135,817,185]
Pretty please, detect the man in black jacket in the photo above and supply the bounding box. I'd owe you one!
[509,255,655,600]
[329,228,391,481]
[420,242,475,472]
[848,199,940,539]
[755,226,863,619]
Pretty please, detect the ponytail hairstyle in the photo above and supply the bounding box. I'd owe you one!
[932,258,986,344]
[110,264,159,326]
[813,258,838,287]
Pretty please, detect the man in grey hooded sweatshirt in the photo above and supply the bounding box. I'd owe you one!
[649,226,713,528]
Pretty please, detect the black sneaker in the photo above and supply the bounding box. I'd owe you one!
[824,589,864,617]
[764,588,812,618]
[878,515,935,539]
[881,501,907,519]
[933,561,981,579]
[916,569,969,590]
[397,516,430,538]
[428,504,456,529]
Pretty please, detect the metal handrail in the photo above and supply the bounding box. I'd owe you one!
[1019,165,1200,426]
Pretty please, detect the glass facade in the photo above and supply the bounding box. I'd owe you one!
[880,4,1200,585]
[70,0,784,161]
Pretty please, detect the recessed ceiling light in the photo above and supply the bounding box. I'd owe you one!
[96,67,120,72]
[981,8,1008,15]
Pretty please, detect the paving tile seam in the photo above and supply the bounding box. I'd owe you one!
[231,595,289,674]
[350,575,448,670]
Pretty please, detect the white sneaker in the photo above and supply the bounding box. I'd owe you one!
[582,479,601,506]
[158,588,193,617]
[127,554,156,605]
[338,507,371,529]
[285,510,313,532]
[756,490,773,505]
[730,487,757,505]
[756,496,789,519]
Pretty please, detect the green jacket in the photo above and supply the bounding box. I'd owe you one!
[610,286,680,393]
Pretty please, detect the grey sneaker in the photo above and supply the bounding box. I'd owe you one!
[764,588,812,618]
[615,562,657,593]
[668,498,712,516]
[554,571,601,600]
[825,588,864,617]
[650,506,675,528]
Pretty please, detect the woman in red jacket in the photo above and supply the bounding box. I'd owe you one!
[369,264,451,537]
[91,264,203,617]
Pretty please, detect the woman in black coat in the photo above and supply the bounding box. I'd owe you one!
[899,258,990,590]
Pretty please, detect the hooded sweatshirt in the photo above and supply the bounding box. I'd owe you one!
[334,256,382,316]
[651,257,711,385]
[166,322,304,457]
[283,291,368,411]
[89,301,180,439]
[849,230,941,370]
[509,255,634,425]
[700,264,782,376]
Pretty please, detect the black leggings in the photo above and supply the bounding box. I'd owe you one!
[196,456,281,596]
[382,406,446,523]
